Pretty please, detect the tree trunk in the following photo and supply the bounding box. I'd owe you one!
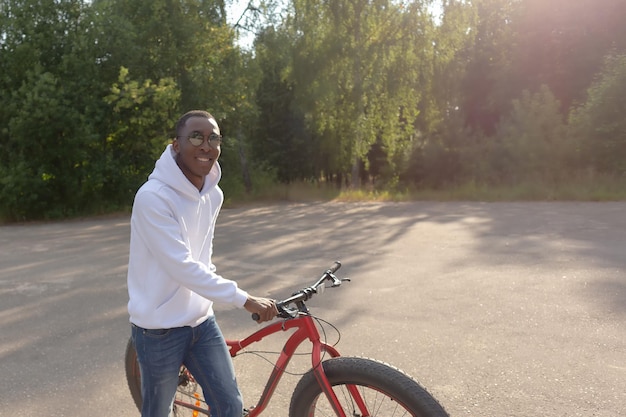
[237,130,252,193]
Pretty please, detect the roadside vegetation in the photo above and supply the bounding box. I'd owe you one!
[228,175,626,207]
[1,0,625,223]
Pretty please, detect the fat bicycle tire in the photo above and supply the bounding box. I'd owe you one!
[125,338,143,411]
[289,356,449,417]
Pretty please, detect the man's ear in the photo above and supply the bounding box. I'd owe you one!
[172,138,180,153]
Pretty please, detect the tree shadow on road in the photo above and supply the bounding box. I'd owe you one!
[1,202,625,417]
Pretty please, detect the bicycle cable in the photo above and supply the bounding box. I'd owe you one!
[233,314,341,377]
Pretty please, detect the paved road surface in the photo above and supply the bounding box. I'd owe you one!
[1,202,625,416]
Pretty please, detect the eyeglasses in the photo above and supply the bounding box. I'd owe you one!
[178,132,223,148]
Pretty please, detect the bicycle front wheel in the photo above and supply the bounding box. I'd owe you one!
[289,357,449,417]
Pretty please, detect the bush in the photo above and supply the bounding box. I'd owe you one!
[490,85,575,183]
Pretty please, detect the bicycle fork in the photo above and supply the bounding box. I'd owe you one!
[306,319,370,417]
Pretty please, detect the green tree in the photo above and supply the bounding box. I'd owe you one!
[287,0,435,186]
[251,27,313,183]
[102,67,181,200]
[1,70,87,219]
[0,0,107,220]
[570,54,626,176]
[93,0,259,195]
[459,0,519,134]
[430,0,477,130]
[492,85,571,183]
[401,0,478,189]
[510,0,626,112]
[459,0,626,135]
[92,0,237,111]
[212,48,263,196]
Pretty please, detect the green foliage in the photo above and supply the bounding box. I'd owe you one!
[102,67,181,202]
[490,85,573,183]
[5,70,84,216]
[459,0,626,134]
[0,0,105,220]
[3,0,626,222]
[461,0,519,134]
[510,0,626,111]
[570,54,626,175]
[287,0,434,184]
[93,0,247,115]
[402,112,471,189]
[251,28,314,183]
[430,0,477,131]
[0,0,256,221]
[92,0,262,198]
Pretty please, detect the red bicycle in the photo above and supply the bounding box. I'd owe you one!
[125,261,449,416]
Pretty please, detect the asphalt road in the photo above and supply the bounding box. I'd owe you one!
[1,202,624,417]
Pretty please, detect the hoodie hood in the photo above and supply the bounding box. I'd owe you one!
[148,144,221,199]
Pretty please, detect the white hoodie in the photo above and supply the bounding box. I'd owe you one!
[127,144,248,329]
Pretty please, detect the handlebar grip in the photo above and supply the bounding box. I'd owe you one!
[251,313,260,321]
[327,261,341,274]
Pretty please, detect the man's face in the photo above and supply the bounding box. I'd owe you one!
[173,116,221,190]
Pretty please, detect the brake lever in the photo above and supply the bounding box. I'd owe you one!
[328,274,351,287]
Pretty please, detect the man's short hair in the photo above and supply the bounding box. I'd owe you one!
[175,110,215,136]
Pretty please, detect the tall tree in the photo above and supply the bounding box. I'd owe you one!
[0,0,107,219]
[510,0,626,111]
[459,0,626,135]
[460,0,518,134]
[92,0,234,110]
[92,0,259,195]
[492,85,571,183]
[287,0,435,185]
[570,54,626,176]
[431,0,477,125]
[402,0,478,188]
[252,27,313,183]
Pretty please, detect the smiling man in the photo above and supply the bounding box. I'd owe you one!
[127,110,277,417]
[172,112,222,190]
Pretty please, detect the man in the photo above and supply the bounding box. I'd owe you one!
[127,110,277,417]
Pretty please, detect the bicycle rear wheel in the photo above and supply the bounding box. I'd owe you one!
[289,356,449,417]
[124,338,209,416]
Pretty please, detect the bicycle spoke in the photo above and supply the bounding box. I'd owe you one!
[307,384,414,417]
[171,370,209,416]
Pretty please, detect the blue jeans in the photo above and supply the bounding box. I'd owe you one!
[131,316,243,417]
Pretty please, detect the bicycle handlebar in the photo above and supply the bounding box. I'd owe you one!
[251,261,348,321]
[327,261,342,274]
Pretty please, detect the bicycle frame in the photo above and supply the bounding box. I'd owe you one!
[151,262,371,416]
[226,313,363,417]
[128,262,446,417]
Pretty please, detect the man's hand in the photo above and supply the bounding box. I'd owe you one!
[244,295,278,323]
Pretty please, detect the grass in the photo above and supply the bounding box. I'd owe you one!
[227,175,626,206]
[3,176,625,224]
